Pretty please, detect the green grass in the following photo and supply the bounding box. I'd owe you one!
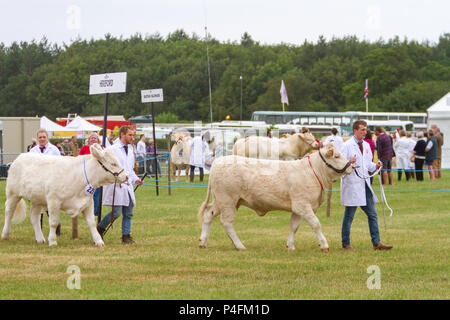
[0,171,449,300]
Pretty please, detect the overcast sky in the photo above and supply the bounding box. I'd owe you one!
[0,0,449,46]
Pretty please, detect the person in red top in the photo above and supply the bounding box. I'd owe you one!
[74,133,101,239]
[364,129,376,184]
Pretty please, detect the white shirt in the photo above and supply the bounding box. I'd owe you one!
[189,136,209,168]
[102,140,140,207]
[323,134,344,153]
[137,140,146,157]
[29,142,61,156]
[340,136,378,207]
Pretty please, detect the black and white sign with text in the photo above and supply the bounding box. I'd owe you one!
[89,72,127,95]
[141,88,164,103]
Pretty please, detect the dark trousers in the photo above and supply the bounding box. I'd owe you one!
[190,166,204,182]
[398,170,411,181]
[415,158,425,181]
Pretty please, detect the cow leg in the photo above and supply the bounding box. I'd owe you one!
[82,203,104,247]
[301,208,329,252]
[1,196,20,240]
[220,207,246,250]
[199,205,218,248]
[286,213,302,251]
[30,204,45,244]
[47,201,61,246]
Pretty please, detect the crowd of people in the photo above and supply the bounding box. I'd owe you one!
[323,124,444,184]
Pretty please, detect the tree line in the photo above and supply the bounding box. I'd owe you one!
[0,30,449,122]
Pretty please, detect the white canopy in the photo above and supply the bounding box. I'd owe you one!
[66,116,102,131]
[40,116,72,132]
[427,92,450,168]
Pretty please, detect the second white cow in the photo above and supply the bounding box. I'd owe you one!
[233,132,319,160]
[1,144,128,246]
[198,143,354,252]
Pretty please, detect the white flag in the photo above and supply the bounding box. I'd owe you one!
[280,80,289,105]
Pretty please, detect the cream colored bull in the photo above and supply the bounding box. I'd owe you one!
[198,143,354,252]
[1,144,128,247]
[232,132,319,160]
[170,132,192,182]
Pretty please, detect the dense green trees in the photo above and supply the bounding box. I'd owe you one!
[0,32,449,121]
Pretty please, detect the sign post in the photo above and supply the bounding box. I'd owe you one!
[141,88,164,196]
[89,72,127,224]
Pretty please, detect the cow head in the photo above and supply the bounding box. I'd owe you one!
[90,143,128,184]
[319,143,353,175]
[297,132,320,150]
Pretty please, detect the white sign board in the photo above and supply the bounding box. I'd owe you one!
[141,89,164,103]
[89,72,127,95]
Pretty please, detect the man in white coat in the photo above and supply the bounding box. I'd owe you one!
[29,128,62,235]
[189,131,210,182]
[97,126,142,244]
[340,120,393,251]
[323,128,344,153]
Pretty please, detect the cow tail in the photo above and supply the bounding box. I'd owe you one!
[11,199,27,224]
[197,179,212,225]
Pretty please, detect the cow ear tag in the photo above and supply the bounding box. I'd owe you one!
[327,149,333,157]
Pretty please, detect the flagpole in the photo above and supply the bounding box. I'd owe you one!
[365,79,368,113]
[282,102,285,112]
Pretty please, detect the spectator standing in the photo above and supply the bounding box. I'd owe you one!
[394,130,411,181]
[324,128,345,153]
[375,126,394,185]
[430,124,443,179]
[136,134,147,174]
[62,139,71,155]
[189,131,210,182]
[406,132,416,179]
[27,138,37,152]
[29,128,62,235]
[54,141,65,156]
[412,131,427,181]
[425,130,438,182]
[364,129,376,160]
[69,136,79,156]
[146,139,161,177]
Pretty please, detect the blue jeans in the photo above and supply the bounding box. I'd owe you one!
[342,184,381,247]
[93,188,100,216]
[98,195,134,235]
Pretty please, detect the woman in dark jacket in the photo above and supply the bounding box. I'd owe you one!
[412,131,427,181]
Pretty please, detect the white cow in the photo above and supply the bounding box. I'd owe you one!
[198,143,354,252]
[233,132,319,160]
[170,132,192,182]
[1,144,128,247]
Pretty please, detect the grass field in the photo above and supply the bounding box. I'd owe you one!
[0,170,449,300]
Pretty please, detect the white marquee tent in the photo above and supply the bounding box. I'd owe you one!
[66,116,102,131]
[40,116,73,133]
[427,92,450,168]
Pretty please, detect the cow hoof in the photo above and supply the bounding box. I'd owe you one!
[287,247,296,252]
[36,239,45,244]
[1,236,9,241]
[48,241,58,247]
[95,241,105,247]
[321,248,330,253]
[235,246,247,251]
[199,244,207,249]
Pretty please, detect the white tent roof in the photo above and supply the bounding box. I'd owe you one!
[66,116,102,131]
[40,116,73,131]
[427,92,450,118]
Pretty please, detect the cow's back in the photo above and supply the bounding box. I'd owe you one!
[7,153,81,203]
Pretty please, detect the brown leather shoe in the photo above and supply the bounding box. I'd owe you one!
[373,243,393,250]
[122,234,135,244]
[342,245,354,251]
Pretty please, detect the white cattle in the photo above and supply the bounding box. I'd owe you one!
[233,132,319,160]
[170,132,192,182]
[1,144,128,247]
[198,143,354,252]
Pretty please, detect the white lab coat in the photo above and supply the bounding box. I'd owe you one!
[29,142,61,156]
[137,140,146,158]
[323,134,344,153]
[102,141,139,207]
[189,136,209,168]
[394,134,411,170]
[340,137,378,207]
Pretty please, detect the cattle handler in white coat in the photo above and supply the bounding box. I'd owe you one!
[341,120,393,251]
[97,126,142,244]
